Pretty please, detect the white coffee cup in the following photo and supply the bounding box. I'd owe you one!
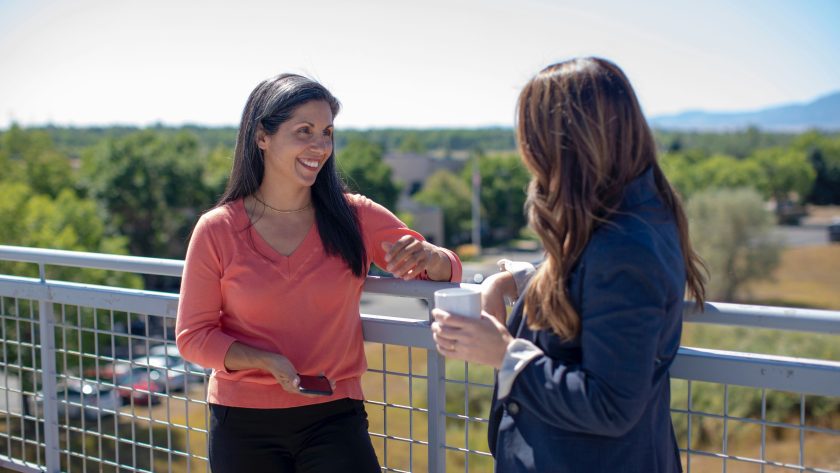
[434,287,482,318]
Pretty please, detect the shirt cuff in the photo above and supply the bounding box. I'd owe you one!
[497,338,543,400]
[442,248,463,283]
[497,259,536,296]
[206,331,238,375]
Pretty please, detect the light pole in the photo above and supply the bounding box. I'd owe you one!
[471,155,482,255]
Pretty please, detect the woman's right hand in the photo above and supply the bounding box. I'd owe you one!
[224,341,306,394]
[260,353,301,394]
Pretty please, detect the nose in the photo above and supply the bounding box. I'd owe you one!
[310,135,332,154]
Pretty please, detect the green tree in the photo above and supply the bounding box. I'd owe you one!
[694,154,766,193]
[203,145,234,203]
[751,147,816,203]
[397,132,427,153]
[0,181,139,287]
[0,124,75,193]
[687,187,781,301]
[659,149,713,197]
[464,152,529,244]
[336,139,400,211]
[414,170,472,246]
[794,132,840,204]
[80,131,209,261]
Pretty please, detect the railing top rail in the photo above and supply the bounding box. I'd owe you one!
[688,301,840,334]
[2,245,840,333]
[0,244,184,277]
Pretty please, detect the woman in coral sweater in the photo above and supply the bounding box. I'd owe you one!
[176,74,461,473]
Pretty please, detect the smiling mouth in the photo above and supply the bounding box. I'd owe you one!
[298,158,321,170]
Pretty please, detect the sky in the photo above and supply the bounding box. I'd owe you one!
[1,0,839,129]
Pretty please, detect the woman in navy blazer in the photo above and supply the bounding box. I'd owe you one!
[431,57,707,472]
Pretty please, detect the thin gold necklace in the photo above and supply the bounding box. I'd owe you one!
[253,194,312,214]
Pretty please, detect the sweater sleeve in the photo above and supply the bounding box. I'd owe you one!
[176,214,238,372]
[354,195,462,283]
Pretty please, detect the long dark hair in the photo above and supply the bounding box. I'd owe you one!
[518,57,706,339]
[217,74,366,277]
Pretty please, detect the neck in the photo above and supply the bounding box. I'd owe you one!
[255,184,312,212]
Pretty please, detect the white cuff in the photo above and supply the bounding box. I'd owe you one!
[497,338,543,399]
[497,259,536,297]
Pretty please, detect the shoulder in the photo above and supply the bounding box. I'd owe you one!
[345,193,397,221]
[584,207,677,275]
[193,201,242,238]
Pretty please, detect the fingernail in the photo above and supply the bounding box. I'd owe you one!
[293,377,299,387]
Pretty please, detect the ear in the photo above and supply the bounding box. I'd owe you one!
[255,127,269,150]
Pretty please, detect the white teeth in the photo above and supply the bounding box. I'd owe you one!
[300,159,319,169]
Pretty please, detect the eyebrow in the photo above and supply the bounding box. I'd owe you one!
[296,121,333,129]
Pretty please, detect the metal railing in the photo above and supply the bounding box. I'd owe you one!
[0,245,839,473]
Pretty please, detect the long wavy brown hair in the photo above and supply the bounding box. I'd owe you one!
[518,57,706,340]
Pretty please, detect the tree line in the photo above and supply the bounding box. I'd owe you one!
[2,124,839,296]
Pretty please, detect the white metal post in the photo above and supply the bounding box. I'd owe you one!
[36,264,60,473]
[427,350,447,473]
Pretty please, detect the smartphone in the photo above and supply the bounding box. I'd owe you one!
[297,374,333,396]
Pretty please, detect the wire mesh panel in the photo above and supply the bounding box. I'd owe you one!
[48,304,212,473]
[0,289,213,473]
[441,359,495,472]
[363,343,430,472]
[671,379,840,473]
[0,295,46,473]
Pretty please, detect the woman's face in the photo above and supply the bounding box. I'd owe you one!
[257,100,334,190]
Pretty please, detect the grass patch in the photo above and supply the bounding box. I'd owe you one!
[743,244,840,310]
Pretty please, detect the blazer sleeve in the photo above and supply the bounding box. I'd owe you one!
[355,195,462,283]
[503,243,668,437]
[175,214,237,372]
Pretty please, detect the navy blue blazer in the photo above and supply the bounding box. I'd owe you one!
[488,168,686,472]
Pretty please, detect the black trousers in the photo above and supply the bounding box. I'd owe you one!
[209,398,380,473]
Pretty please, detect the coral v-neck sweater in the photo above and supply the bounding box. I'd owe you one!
[176,194,461,409]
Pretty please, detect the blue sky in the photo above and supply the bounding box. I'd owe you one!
[1,0,838,128]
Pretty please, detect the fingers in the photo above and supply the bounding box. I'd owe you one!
[382,237,430,279]
[431,323,461,357]
[431,321,459,346]
[431,308,480,329]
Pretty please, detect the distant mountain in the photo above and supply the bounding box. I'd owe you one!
[650,91,840,132]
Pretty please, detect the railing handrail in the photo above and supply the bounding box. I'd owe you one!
[0,245,184,277]
[3,244,840,334]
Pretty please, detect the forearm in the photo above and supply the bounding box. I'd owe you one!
[488,271,518,301]
[223,341,273,372]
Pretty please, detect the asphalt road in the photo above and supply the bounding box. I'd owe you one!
[772,224,833,247]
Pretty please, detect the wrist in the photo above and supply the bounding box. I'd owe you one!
[428,245,452,281]
[494,334,514,369]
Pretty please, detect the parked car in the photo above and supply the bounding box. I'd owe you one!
[148,344,210,381]
[829,218,840,243]
[114,368,165,405]
[130,355,190,392]
[30,379,119,420]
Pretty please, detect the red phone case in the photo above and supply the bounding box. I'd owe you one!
[298,375,333,395]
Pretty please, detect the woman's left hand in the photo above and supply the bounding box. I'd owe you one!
[382,236,451,281]
[431,308,513,368]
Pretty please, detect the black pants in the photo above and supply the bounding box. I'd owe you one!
[209,398,380,473]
